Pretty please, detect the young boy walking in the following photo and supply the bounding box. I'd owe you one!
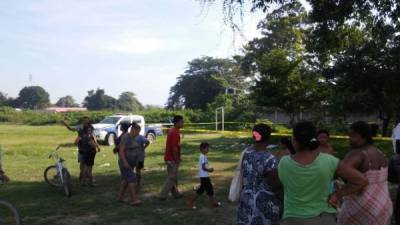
[187,142,221,209]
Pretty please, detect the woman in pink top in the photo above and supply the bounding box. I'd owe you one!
[332,121,393,225]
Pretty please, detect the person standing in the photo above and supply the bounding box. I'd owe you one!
[76,125,100,186]
[132,124,150,192]
[336,121,392,225]
[117,122,142,206]
[0,145,9,182]
[279,121,368,225]
[62,117,94,183]
[237,124,282,225]
[393,121,400,154]
[317,130,336,155]
[393,121,400,225]
[159,115,184,200]
[187,142,221,209]
[274,137,295,160]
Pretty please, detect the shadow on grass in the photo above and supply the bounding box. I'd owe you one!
[0,168,237,225]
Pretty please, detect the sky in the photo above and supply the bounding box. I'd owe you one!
[0,0,265,106]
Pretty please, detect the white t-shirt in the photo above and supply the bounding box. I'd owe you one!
[198,153,209,178]
[393,123,400,153]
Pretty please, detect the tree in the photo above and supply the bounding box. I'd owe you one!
[55,95,79,107]
[241,2,324,124]
[0,92,7,107]
[202,0,400,29]
[83,89,117,110]
[205,0,400,135]
[167,56,246,109]
[309,2,400,135]
[206,93,258,122]
[325,39,400,136]
[16,86,50,109]
[117,92,143,112]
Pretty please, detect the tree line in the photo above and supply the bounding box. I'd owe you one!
[0,87,143,112]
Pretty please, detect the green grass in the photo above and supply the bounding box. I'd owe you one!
[0,125,395,225]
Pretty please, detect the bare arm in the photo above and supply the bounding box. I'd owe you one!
[74,136,81,146]
[173,146,180,163]
[202,163,214,172]
[143,140,150,150]
[266,170,283,201]
[90,134,100,152]
[329,155,368,207]
[118,145,130,169]
[62,120,77,132]
[336,161,368,196]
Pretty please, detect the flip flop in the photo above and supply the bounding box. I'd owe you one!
[186,198,197,209]
[129,200,142,206]
[211,202,222,208]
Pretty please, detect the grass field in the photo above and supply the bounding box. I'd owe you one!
[0,125,396,225]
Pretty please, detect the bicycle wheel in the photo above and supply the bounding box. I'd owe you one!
[0,200,21,225]
[62,169,72,198]
[44,165,62,187]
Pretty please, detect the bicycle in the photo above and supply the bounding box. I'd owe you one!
[0,177,21,225]
[0,199,21,225]
[44,145,72,197]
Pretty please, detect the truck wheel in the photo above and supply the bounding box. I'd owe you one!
[146,132,156,143]
[106,133,116,146]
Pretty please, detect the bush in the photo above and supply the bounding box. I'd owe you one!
[139,109,204,123]
[0,107,205,126]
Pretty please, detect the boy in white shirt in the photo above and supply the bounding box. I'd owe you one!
[187,142,221,209]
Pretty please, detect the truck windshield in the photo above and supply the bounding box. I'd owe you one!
[100,117,121,124]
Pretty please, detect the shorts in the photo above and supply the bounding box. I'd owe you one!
[137,161,144,169]
[196,177,214,196]
[119,160,136,183]
[82,151,96,167]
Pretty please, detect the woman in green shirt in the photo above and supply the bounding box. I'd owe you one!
[278,122,368,225]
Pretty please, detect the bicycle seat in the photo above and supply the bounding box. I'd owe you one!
[59,158,66,163]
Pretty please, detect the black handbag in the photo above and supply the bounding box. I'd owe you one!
[388,154,400,184]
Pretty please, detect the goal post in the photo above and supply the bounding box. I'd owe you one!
[215,107,224,131]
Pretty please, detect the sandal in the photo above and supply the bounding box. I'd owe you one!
[129,200,142,206]
[211,202,222,208]
[186,199,197,209]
